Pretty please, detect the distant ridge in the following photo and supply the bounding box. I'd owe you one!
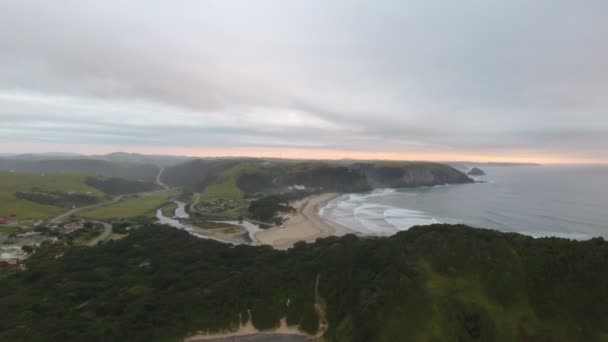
[8,152,83,159]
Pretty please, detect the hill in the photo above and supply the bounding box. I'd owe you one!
[0,172,164,223]
[92,152,193,167]
[352,161,473,188]
[1,224,606,341]
[161,158,245,191]
[0,158,159,182]
[0,171,106,221]
[163,159,473,195]
[163,159,473,220]
[84,177,160,196]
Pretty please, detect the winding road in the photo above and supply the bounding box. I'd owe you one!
[86,221,112,247]
[156,166,170,190]
[49,166,171,246]
[48,195,125,225]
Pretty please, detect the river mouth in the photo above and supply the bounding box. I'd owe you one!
[156,200,261,245]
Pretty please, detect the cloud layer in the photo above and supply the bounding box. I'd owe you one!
[1,0,607,162]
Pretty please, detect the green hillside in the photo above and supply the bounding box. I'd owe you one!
[2,224,607,341]
[79,193,170,220]
[0,171,105,221]
[164,159,472,197]
[169,159,472,220]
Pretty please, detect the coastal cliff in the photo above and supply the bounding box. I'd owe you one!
[354,162,474,189]
[162,159,474,194]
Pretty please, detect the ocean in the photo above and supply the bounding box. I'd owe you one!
[320,165,608,240]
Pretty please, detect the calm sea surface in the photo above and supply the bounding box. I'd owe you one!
[321,165,608,239]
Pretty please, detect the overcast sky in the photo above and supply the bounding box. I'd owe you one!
[0,1,606,163]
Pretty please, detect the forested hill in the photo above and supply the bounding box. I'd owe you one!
[0,156,472,193]
[2,224,607,341]
[161,159,473,193]
[84,177,160,195]
[0,158,159,182]
[160,158,242,191]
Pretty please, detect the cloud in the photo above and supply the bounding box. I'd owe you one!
[0,0,607,162]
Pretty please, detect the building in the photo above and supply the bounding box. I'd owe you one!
[0,217,9,225]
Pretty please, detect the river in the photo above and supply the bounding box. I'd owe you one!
[156,200,261,244]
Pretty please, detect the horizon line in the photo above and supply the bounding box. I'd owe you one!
[2,149,608,166]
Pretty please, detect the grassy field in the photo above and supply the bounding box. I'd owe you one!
[0,226,27,236]
[79,193,170,220]
[0,171,105,220]
[160,201,178,217]
[199,164,247,202]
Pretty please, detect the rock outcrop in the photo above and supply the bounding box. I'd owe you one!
[355,163,474,188]
[467,167,486,176]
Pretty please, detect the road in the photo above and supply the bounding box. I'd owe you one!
[86,221,112,246]
[49,166,173,246]
[48,195,125,225]
[48,199,120,247]
[156,166,170,190]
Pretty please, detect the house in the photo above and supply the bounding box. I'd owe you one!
[63,220,83,233]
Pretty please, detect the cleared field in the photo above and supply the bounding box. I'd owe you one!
[0,171,105,220]
[79,193,170,219]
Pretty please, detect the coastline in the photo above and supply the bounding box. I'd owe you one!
[254,193,354,249]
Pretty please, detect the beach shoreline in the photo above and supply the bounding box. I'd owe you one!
[254,193,353,249]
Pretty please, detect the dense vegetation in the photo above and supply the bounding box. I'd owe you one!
[284,164,371,192]
[236,171,276,194]
[1,224,607,341]
[85,177,159,195]
[353,162,474,188]
[14,191,98,208]
[248,191,316,224]
[161,159,241,191]
[248,195,295,223]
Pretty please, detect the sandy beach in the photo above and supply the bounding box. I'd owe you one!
[254,193,352,249]
[185,318,317,342]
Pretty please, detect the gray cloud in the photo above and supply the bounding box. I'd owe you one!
[0,0,607,162]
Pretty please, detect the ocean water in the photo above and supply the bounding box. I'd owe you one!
[320,165,608,240]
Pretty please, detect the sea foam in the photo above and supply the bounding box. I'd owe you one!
[321,189,439,236]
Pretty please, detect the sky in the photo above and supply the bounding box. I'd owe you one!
[0,1,607,164]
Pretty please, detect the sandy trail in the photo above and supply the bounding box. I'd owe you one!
[254,193,352,249]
